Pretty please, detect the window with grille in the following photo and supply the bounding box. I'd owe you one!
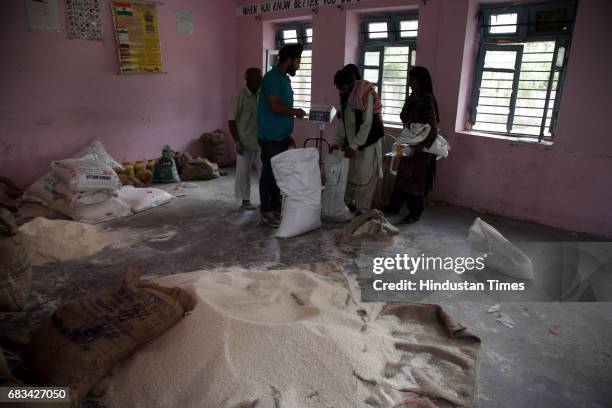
[275,23,312,113]
[360,13,418,127]
[469,1,576,141]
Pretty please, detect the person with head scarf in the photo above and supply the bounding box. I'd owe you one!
[386,66,440,224]
[333,68,385,212]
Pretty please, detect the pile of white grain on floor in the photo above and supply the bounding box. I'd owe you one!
[97,263,480,408]
[18,217,129,265]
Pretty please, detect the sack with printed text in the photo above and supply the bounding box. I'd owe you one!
[51,157,120,192]
[25,267,195,405]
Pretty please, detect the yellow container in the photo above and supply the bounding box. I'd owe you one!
[395,143,404,156]
[134,160,145,174]
[123,162,134,176]
[146,159,156,171]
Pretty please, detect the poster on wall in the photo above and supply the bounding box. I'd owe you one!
[111,1,163,74]
[66,0,103,40]
[176,10,193,34]
[25,0,60,32]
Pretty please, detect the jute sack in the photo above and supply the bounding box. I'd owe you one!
[339,209,399,247]
[25,267,196,405]
[0,208,32,311]
[200,129,235,168]
[0,347,10,382]
[181,158,220,181]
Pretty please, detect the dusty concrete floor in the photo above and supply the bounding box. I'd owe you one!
[2,170,611,407]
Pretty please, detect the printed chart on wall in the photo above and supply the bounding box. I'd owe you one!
[66,0,103,40]
[111,1,163,74]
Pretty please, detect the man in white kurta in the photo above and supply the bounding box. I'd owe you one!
[229,68,263,210]
[335,93,383,211]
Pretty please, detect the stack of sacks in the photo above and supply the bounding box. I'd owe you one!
[21,141,131,224]
[49,155,130,224]
[21,141,174,223]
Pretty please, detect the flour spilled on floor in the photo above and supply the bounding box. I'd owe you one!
[19,217,131,265]
[98,267,399,407]
[98,266,478,408]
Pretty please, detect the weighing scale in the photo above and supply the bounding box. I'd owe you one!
[303,104,337,165]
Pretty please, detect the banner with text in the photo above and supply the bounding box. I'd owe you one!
[237,0,372,17]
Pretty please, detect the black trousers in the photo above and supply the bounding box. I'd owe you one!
[259,139,289,213]
[389,190,425,219]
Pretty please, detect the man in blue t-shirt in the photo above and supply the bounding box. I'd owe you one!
[257,43,306,227]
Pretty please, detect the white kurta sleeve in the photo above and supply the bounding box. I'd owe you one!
[348,93,374,151]
[335,111,347,147]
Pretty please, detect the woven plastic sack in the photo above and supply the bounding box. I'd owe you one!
[117,186,172,213]
[51,196,132,224]
[20,172,62,206]
[271,148,322,238]
[321,150,352,222]
[153,146,181,183]
[73,140,123,171]
[467,218,534,280]
[51,157,120,192]
[54,181,114,207]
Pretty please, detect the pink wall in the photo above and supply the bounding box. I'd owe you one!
[0,0,236,187]
[235,0,612,237]
[431,0,612,238]
[1,0,610,236]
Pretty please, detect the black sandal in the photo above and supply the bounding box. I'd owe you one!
[399,215,420,224]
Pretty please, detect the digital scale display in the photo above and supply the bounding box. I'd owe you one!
[308,105,337,124]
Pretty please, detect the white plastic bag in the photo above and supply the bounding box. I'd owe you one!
[116,186,172,213]
[73,140,123,171]
[51,157,120,192]
[321,150,352,222]
[423,134,450,158]
[397,123,431,144]
[51,197,132,224]
[467,218,534,280]
[271,148,322,238]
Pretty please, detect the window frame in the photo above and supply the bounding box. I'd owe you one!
[470,44,524,133]
[360,12,418,127]
[470,1,577,141]
[274,22,313,113]
[276,22,312,48]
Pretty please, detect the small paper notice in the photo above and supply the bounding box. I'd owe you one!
[25,0,60,32]
[176,10,193,34]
